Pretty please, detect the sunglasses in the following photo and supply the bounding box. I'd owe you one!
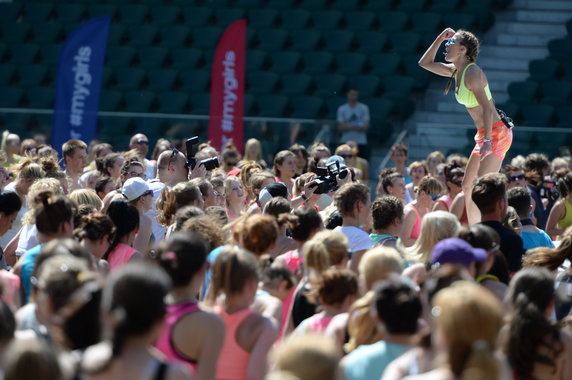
[169,148,181,167]
[445,37,457,47]
[430,194,442,201]
[510,174,525,182]
[225,161,238,167]
[142,190,153,197]
[136,139,149,145]
[451,180,463,187]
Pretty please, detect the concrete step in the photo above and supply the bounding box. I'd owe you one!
[495,34,559,47]
[514,0,572,11]
[479,46,548,60]
[485,69,529,82]
[515,10,572,23]
[479,57,530,71]
[495,21,566,35]
[498,9,572,23]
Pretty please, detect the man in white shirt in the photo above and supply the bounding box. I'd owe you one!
[333,182,373,272]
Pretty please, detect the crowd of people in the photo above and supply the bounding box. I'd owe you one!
[0,127,571,380]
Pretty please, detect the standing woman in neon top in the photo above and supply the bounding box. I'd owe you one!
[419,28,513,224]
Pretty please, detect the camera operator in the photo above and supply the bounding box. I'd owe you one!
[297,156,353,210]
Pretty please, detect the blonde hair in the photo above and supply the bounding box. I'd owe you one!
[406,211,460,263]
[22,178,64,225]
[345,248,404,353]
[243,138,262,162]
[68,189,103,211]
[313,230,349,267]
[434,281,502,379]
[409,161,428,176]
[207,245,259,305]
[358,247,404,291]
[269,334,340,380]
[157,182,202,226]
[415,175,444,196]
[345,291,380,353]
[14,159,45,181]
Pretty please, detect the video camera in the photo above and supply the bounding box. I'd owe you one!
[185,137,220,171]
[540,176,560,202]
[310,160,350,194]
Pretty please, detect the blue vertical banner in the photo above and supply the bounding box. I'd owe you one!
[52,16,111,153]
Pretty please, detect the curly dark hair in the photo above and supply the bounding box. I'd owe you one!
[372,196,403,231]
[504,267,564,379]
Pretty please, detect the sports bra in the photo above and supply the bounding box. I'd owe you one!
[557,198,572,230]
[155,301,200,371]
[455,63,493,108]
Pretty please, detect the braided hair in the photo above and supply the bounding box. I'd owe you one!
[444,30,481,95]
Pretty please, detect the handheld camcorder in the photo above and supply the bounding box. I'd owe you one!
[185,137,220,171]
[310,161,350,194]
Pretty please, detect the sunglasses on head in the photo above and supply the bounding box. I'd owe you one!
[445,37,457,47]
[168,148,181,167]
[510,174,525,182]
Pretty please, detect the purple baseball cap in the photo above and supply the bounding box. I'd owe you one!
[430,238,488,267]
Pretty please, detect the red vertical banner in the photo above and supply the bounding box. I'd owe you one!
[208,19,246,153]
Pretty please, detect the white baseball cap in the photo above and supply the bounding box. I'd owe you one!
[121,177,150,202]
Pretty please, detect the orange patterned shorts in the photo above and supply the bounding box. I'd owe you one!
[471,120,513,160]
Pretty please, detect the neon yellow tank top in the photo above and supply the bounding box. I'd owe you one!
[557,198,572,230]
[454,63,492,108]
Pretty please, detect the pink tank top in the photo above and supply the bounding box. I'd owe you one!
[0,271,20,306]
[410,204,422,240]
[107,243,137,270]
[155,301,200,372]
[436,194,452,211]
[279,250,303,338]
[215,307,256,380]
[308,313,334,334]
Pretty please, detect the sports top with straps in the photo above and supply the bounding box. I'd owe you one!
[455,63,492,108]
[215,307,256,380]
[155,301,199,371]
[557,198,572,230]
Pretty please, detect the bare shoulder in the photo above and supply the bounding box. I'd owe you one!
[325,312,348,336]
[464,64,487,87]
[179,309,225,333]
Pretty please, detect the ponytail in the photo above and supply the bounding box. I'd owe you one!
[34,191,74,235]
[522,234,572,270]
[505,268,564,379]
[104,200,139,260]
[207,246,259,305]
[444,69,457,95]
[460,340,500,380]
